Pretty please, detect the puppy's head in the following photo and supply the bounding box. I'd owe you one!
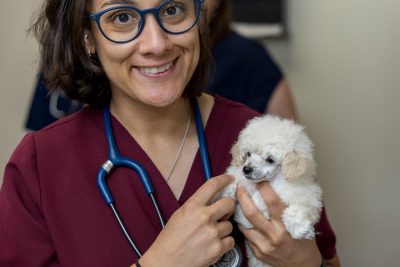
[230,115,316,182]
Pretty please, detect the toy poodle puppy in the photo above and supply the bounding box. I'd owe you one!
[221,115,323,267]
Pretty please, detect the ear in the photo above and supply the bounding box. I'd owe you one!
[230,142,245,166]
[282,151,313,180]
[83,30,96,56]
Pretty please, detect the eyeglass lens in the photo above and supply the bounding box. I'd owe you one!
[99,0,198,43]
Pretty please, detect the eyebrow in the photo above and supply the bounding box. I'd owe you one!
[101,0,138,9]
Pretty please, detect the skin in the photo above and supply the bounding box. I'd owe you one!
[139,175,236,267]
[265,80,299,121]
[87,0,200,110]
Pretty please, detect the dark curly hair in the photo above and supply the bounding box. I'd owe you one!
[30,0,212,107]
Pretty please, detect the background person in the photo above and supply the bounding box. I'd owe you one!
[206,0,297,119]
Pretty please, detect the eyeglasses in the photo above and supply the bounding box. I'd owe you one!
[89,0,203,44]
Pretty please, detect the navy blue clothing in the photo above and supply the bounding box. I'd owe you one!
[25,75,82,131]
[207,31,283,113]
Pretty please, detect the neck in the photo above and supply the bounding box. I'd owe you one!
[109,97,191,139]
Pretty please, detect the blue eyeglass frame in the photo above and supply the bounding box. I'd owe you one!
[89,0,204,44]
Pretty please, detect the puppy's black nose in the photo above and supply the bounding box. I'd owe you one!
[243,165,253,175]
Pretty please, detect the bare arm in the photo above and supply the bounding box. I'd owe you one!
[326,254,341,267]
[265,79,298,121]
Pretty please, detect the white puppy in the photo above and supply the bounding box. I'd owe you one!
[221,115,323,267]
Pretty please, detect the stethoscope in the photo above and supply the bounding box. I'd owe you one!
[97,98,242,267]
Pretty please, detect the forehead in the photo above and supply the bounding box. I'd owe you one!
[90,0,162,10]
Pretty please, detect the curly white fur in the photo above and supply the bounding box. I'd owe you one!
[220,115,323,267]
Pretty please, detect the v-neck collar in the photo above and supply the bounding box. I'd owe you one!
[106,97,225,222]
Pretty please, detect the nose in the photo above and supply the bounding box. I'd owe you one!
[137,14,172,56]
[242,165,253,175]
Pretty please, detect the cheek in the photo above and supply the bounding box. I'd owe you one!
[176,29,201,68]
[91,28,132,63]
[95,42,135,83]
[96,43,131,65]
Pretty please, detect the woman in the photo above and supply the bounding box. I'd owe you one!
[0,0,328,266]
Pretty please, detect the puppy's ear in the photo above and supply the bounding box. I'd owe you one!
[282,151,313,180]
[230,142,245,166]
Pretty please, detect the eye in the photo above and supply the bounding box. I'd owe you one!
[109,10,139,26]
[161,2,185,18]
[266,156,275,164]
[246,152,251,157]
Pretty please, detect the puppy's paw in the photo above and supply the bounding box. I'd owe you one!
[221,181,238,199]
[287,225,315,240]
[282,205,318,239]
[234,206,254,229]
[212,179,237,203]
[251,191,270,220]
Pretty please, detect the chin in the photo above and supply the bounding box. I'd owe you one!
[142,91,184,108]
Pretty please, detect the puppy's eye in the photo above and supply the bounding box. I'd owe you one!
[266,157,275,164]
[246,152,251,157]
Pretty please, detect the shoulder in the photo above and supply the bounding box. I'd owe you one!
[7,107,104,176]
[207,94,260,144]
[213,32,275,64]
[214,31,266,54]
[211,31,283,87]
[204,95,260,174]
[212,94,260,126]
[4,106,105,194]
[31,106,103,146]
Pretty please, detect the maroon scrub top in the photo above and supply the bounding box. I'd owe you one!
[0,95,336,266]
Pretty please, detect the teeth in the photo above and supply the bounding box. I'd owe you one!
[143,62,173,75]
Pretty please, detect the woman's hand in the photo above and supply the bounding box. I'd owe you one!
[139,174,236,267]
[237,182,322,267]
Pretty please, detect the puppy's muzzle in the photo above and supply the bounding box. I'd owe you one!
[242,165,255,179]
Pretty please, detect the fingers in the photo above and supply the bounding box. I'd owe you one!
[216,220,234,239]
[209,235,235,264]
[257,182,286,219]
[220,235,235,255]
[236,187,271,232]
[237,185,288,242]
[209,196,235,221]
[239,225,269,246]
[189,174,234,205]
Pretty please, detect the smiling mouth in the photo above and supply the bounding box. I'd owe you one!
[140,61,174,75]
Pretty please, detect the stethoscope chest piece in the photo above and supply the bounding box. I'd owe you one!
[212,244,243,267]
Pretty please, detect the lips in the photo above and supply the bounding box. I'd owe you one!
[140,61,174,75]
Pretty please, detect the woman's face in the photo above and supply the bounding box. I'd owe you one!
[87,0,201,108]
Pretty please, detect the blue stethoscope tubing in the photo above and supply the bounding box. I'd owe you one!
[97,98,212,257]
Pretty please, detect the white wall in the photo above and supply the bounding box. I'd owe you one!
[1,0,400,266]
[0,0,39,174]
[266,1,400,266]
